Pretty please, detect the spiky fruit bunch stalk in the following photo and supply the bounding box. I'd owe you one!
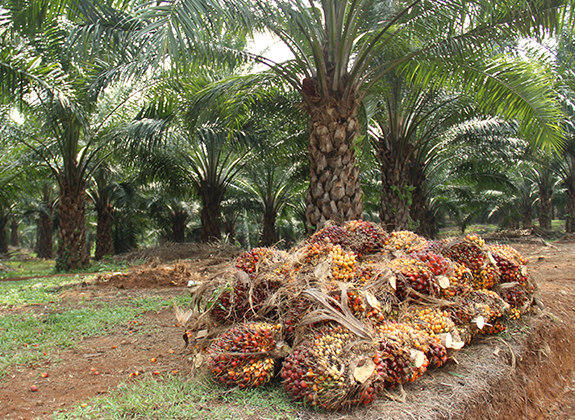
[489,245,530,287]
[330,290,367,318]
[383,231,429,254]
[442,234,487,271]
[281,325,382,410]
[343,220,388,256]
[470,262,501,290]
[404,307,455,335]
[208,322,281,388]
[389,257,440,300]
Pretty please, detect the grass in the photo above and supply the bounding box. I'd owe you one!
[53,375,299,420]
[0,274,191,374]
[0,259,56,279]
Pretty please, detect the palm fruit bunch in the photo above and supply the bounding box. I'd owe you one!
[208,322,281,388]
[389,256,440,300]
[305,224,351,249]
[441,234,487,272]
[383,231,429,254]
[374,340,423,388]
[330,289,367,318]
[410,251,450,277]
[281,325,382,410]
[211,272,281,325]
[235,247,287,279]
[298,242,357,283]
[495,283,532,317]
[477,318,507,335]
[489,245,530,287]
[443,261,472,298]
[343,220,388,256]
[404,307,455,335]
[467,290,509,321]
[283,294,316,344]
[469,262,500,290]
[425,336,449,368]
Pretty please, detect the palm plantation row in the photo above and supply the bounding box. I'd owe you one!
[1,0,574,272]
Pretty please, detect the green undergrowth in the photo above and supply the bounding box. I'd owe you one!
[0,277,190,374]
[53,374,298,420]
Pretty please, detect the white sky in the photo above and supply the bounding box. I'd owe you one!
[248,31,294,64]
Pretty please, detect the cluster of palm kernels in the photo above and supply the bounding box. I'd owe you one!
[470,263,500,290]
[489,245,530,286]
[208,322,280,388]
[442,234,487,271]
[281,325,373,410]
[389,256,440,300]
[383,231,429,254]
[404,307,455,335]
[343,220,388,255]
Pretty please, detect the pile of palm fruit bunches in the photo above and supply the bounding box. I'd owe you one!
[181,221,535,411]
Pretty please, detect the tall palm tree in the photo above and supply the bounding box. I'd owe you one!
[129,0,567,232]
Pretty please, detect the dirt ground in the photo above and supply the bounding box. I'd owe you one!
[1,239,575,420]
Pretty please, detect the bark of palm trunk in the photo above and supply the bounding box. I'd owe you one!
[36,213,54,259]
[411,190,437,239]
[566,191,575,233]
[56,184,89,271]
[0,215,7,254]
[538,188,553,230]
[171,211,188,243]
[200,198,221,242]
[95,203,114,260]
[305,103,363,231]
[10,219,18,247]
[377,144,414,231]
[260,209,277,247]
[521,205,533,230]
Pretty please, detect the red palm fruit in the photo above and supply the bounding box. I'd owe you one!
[389,256,440,300]
[489,245,530,287]
[383,231,429,254]
[441,234,487,271]
[343,220,388,256]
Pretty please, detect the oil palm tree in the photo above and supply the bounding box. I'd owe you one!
[128,0,567,232]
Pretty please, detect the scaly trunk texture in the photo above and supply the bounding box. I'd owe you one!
[260,209,277,247]
[305,102,363,231]
[411,191,438,239]
[56,184,89,271]
[0,214,7,254]
[10,219,18,247]
[538,187,553,231]
[36,212,54,259]
[200,197,221,242]
[521,205,533,230]
[566,191,575,233]
[95,202,114,260]
[222,212,237,243]
[378,143,415,231]
[171,210,188,243]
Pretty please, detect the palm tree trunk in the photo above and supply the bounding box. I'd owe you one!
[95,202,114,260]
[411,190,437,239]
[538,187,552,230]
[200,197,221,242]
[0,213,8,254]
[172,210,187,243]
[377,145,414,231]
[260,209,277,247]
[566,191,575,233]
[56,183,89,271]
[10,219,18,247]
[305,104,363,231]
[36,212,54,259]
[521,205,533,230]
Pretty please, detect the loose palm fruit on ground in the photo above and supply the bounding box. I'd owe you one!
[208,322,281,388]
[343,220,388,256]
[489,245,530,287]
[404,307,455,335]
[389,256,440,300]
[383,231,429,254]
[470,262,500,290]
[442,234,487,271]
[281,325,382,410]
